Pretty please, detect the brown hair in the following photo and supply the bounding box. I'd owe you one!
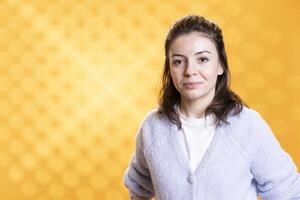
[157,15,248,130]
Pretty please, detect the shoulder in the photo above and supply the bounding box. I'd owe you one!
[225,105,271,135]
[225,106,267,132]
[135,107,170,147]
[139,107,170,129]
[233,106,277,141]
[224,106,275,160]
[227,106,261,123]
[141,107,160,123]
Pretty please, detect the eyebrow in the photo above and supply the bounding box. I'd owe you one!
[171,50,211,57]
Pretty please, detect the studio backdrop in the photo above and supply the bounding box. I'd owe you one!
[0,0,299,199]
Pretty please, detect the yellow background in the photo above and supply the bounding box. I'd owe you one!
[0,0,299,199]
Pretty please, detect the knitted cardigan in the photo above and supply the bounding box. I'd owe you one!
[123,106,300,200]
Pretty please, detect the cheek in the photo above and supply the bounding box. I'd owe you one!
[170,72,183,91]
[203,67,220,79]
[207,72,220,84]
[170,70,181,83]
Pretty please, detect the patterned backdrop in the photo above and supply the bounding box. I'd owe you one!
[0,0,299,199]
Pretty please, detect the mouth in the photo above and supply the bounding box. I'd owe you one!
[183,82,202,85]
[183,82,203,89]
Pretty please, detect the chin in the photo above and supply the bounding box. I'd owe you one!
[182,90,209,101]
[182,91,206,101]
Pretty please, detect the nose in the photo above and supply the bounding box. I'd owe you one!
[184,60,197,76]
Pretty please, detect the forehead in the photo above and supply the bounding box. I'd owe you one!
[169,32,217,56]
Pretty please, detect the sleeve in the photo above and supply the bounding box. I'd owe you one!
[123,123,155,199]
[249,111,300,200]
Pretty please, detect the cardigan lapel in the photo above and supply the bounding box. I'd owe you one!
[167,122,191,174]
[167,119,226,176]
[194,125,225,176]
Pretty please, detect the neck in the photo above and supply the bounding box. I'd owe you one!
[179,91,215,119]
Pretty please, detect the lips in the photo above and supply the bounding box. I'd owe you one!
[183,81,202,89]
[183,81,202,85]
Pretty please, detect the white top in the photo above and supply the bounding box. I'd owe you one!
[176,105,216,173]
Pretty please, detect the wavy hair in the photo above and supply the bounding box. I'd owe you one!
[157,15,248,130]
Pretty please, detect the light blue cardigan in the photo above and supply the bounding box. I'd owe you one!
[123,106,300,200]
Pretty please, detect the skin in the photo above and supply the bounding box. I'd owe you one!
[169,31,224,119]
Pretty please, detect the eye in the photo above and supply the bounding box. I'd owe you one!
[198,57,209,63]
[172,59,183,65]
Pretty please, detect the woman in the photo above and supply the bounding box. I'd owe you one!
[123,15,300,200]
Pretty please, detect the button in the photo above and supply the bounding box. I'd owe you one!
[187,174,194,184]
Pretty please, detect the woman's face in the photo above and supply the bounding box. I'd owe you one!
[169,31,223,104]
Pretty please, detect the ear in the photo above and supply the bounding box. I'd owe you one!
[218,69,223,75]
